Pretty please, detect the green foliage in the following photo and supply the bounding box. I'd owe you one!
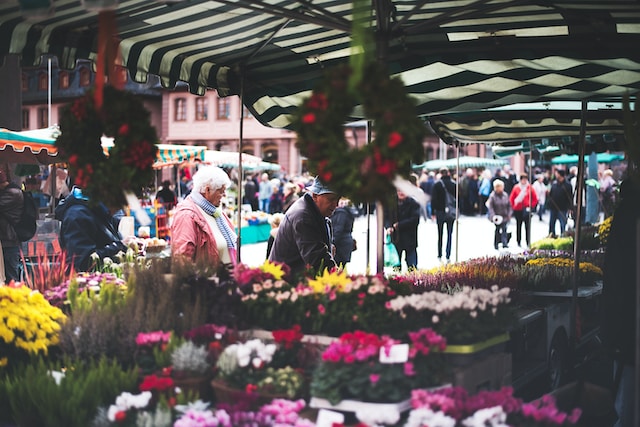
[171,341,210,376]
[2,356,137,427]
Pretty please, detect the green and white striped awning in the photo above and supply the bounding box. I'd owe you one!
[2,1,640,129]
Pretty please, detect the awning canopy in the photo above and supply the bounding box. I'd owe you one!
[427,101,627,155]
[101,139,207,169]
[415,156,508,172]
[551,153,625,165]
[0,127,59,164]
[204,150,280,171]
[2,1,640,129]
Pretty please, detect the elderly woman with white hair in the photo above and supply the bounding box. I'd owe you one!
[171,166,237,267]
[487,179,513,250]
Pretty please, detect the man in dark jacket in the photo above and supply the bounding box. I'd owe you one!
[0,169,24,282]
[268,177,339,276]
[547,169,573,237]
[386,189,421,270]
[431,168,457,262]
[332,198,358,267]
[55,187,127,272]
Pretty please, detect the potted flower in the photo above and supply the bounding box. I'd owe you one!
[310,328,448,407]
[406,386,582,427]
[0,284,66,369]
[386,285,515,347]
[212,338,306,408]
[169,341,214,401]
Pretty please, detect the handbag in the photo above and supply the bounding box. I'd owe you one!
[383,234,400,267]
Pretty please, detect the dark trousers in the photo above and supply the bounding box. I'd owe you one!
[494,223,509,249]
[435,211,454,259]
[549,208,568,236]
[513,209,532,246]
[3,245,22,282]
[394,245,417,270]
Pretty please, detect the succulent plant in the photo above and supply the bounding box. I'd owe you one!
[171,341,210,376]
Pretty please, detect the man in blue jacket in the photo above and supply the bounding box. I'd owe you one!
[55,187,127,272]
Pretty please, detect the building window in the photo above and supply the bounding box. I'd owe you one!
[21,74,28,91]
[174,98,187,121]
[59,71,69,89]
[195,97,208,121]
[38,73,48,91]
[38,107,48,128]
[242,105,253,119]
[425,147,434,161]
[79,68,91,86]
[22,109,29,129]
[216,97,230,120]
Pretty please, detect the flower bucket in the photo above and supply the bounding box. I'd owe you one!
[443,333,510,366]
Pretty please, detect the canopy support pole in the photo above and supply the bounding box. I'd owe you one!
[236,77,245,263]
[570,100,587,361]
[455,144,460,262]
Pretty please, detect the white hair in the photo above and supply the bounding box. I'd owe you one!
[192,166,231,194]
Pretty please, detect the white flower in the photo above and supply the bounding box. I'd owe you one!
[174,399,210,415]
[404,408,456,427]
[357,406,400,426]
[461,406,508,427]
[107,391,152,421]
[236,345,251,367]
[48,370,65,385]
[432,315,440,324]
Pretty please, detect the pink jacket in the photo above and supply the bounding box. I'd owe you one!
[171,197,234,266]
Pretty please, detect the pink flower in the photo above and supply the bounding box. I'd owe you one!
[404,361,415,376]
[317,304,326,315]
[369,374,380,385]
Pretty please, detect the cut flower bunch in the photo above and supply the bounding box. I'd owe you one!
[311,328,448,404]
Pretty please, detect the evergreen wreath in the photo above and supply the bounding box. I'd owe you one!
[294,62,426,203]
[56,85,158,209]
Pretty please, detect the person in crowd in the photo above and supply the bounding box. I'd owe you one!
[243,175,259,211]
[268,176,339,276]
[431,167,457,263]
[478,169,493,216]
[179,163,193,198]
[41,166,70,208]
[599,169,617,218]
[0,169,24,281]
[532,174,548,221]
[155,180,177,209]
[459,168,479,215]
[602,177,639,427]
[55,186,127,272]
[332,198,358,267]
[502,164,518,194]
[419,170,436,217]
[509,174,538,248]
[547,169,573,237]
[268,182,284,214]
[282,182,300,213]
[386,189,421,270]
[265,212,284,259]
[487,179,513,250]
[258,173,272,213]
[171,166,237,268]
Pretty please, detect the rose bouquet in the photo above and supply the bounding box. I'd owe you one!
[0,284,66,369]
[386,285,515,345]
[310,328,448,404]
[406,386,582,427]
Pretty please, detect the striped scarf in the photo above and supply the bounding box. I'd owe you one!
[190,192,237,253]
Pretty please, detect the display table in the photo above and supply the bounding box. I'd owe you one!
[237,223,271,245]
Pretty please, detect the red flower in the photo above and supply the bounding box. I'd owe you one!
[68,154,79,166]
[321,171,333,182]
[245,383,258,393]
[307,93,328,110]
[302,112,316,124]
[272,325,303,349]
[122,140,156,169]
[388,132,403,148]
[139,374,174,392]
[114,411,127,423]
[118,124,129,135]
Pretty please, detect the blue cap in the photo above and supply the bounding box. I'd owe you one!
[307,177,336,195]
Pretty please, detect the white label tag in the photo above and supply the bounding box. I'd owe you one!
[316,409,345,427]
[379,343,409,364]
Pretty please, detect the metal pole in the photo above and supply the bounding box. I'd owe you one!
[528,143,533,247]
[455,144,460,262]
[636,218,640,427]
[365,121,372,273]
[376,200,384,274]
[47,57,52,128]
[570,101,587,354]
[236,79,245,263]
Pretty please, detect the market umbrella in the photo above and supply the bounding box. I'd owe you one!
[415,156,507,171]
[0,127,59,164]
[551,153,625,165]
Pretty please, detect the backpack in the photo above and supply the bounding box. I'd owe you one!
[13,190,38,241]
[443,185,457,221]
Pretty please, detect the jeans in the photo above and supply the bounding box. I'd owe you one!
[435,211,454,259]
[614,363,636,427]
[3,245,22,282]
[260,198,270,213]
[548,209,568,236]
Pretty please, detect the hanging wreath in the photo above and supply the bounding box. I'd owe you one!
[294,62,426,203]
[56,85,158,209]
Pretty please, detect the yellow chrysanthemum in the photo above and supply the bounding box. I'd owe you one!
[0,357,8,367]
[307,269,351,293]
[260,260,285,280]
